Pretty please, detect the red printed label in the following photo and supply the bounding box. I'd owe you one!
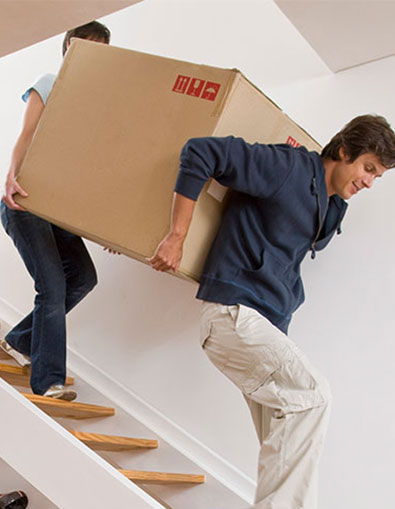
[286,136,301,148]
[173,75,191,94]
[172,75,221,102]
[202,81,221,101]
[186,78,206,98]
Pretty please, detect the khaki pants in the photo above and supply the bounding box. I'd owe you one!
[200,302,331,509]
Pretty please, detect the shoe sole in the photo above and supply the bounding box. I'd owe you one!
[0,323,31,367]
[45,391,77,402]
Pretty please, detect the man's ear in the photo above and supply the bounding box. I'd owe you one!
[339,146,349,161]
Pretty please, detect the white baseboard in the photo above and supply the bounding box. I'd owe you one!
[0,297,25,327]
[0,297,256,504]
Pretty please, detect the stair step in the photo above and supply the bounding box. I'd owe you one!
[119,469,205,485]
[0,349,10,361]
[68,430,158,451]
[0,362,74,388]
[22,393,115,419]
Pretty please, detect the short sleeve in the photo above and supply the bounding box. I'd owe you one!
[22,73,56,105]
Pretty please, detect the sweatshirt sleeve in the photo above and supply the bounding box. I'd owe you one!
[175,136,295,200]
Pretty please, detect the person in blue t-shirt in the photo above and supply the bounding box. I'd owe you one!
[0,21,111,401]
[150,116,395,508]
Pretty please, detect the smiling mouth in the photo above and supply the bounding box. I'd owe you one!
[352,182,361,194]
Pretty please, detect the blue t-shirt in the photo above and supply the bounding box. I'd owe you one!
[22,73,56,106]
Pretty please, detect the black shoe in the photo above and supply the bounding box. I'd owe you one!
[0,491,28,509]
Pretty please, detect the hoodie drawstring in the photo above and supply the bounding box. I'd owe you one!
[310,176,322,259]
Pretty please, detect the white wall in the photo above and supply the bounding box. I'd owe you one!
[0,1,394,509]
[0,458,57,509]
[272,56,395,509]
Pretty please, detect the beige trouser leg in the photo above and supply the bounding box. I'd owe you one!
[200,302,332,509]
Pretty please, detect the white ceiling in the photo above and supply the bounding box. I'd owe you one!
[275,0,395,72]
[0,0,142,58]
[1,0,393,73]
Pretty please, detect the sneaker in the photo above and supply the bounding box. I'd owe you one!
[43,384,77,401]
[0,337,31,367]
[0,490,28,509]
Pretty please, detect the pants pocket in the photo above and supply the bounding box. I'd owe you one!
[200,320,211,348]
[248,349,329,413]
[200,302,216,347]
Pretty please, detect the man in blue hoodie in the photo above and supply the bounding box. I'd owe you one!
[150,115,395,509]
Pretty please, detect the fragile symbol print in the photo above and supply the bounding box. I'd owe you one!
[187,78,205,97]
[172,74,221,101]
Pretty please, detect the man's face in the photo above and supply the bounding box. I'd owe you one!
[328,148,387,199]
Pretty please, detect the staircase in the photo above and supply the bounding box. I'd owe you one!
[0,308,252,509]
[0,357,205,494]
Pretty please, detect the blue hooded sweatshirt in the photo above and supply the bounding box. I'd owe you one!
[175,136,348,334]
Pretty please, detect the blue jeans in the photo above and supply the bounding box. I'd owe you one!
[1,201,97,394]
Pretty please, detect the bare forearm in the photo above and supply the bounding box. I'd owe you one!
[2,90,43,209]
[2,133,32,210]
[150,193,196,272]
[7,132,33,181]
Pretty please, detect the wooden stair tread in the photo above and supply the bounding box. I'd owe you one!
[0,362,74,388]
[0,349,10,361]
[68,430,158,451]
[119,469,205,485]
[22,393,115,419]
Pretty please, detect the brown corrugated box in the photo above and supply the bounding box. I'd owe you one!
[16,39,320,282]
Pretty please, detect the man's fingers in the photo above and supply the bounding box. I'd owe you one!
[149,238,182,272]
[16,184,28,197]
[9,180,28,197]
[12,203,25,211]
[151,259,170,271]
[103,247,122,255]
[4,195,25,211]
[2,181,28,210]
[150,255,177,272]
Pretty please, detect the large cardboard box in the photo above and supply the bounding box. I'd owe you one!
[17,40,320,282]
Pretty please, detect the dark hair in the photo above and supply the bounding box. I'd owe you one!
[321,114,395,169]
[62,21,111,56]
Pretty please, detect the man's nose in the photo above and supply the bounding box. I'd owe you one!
[362,174,374,188]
